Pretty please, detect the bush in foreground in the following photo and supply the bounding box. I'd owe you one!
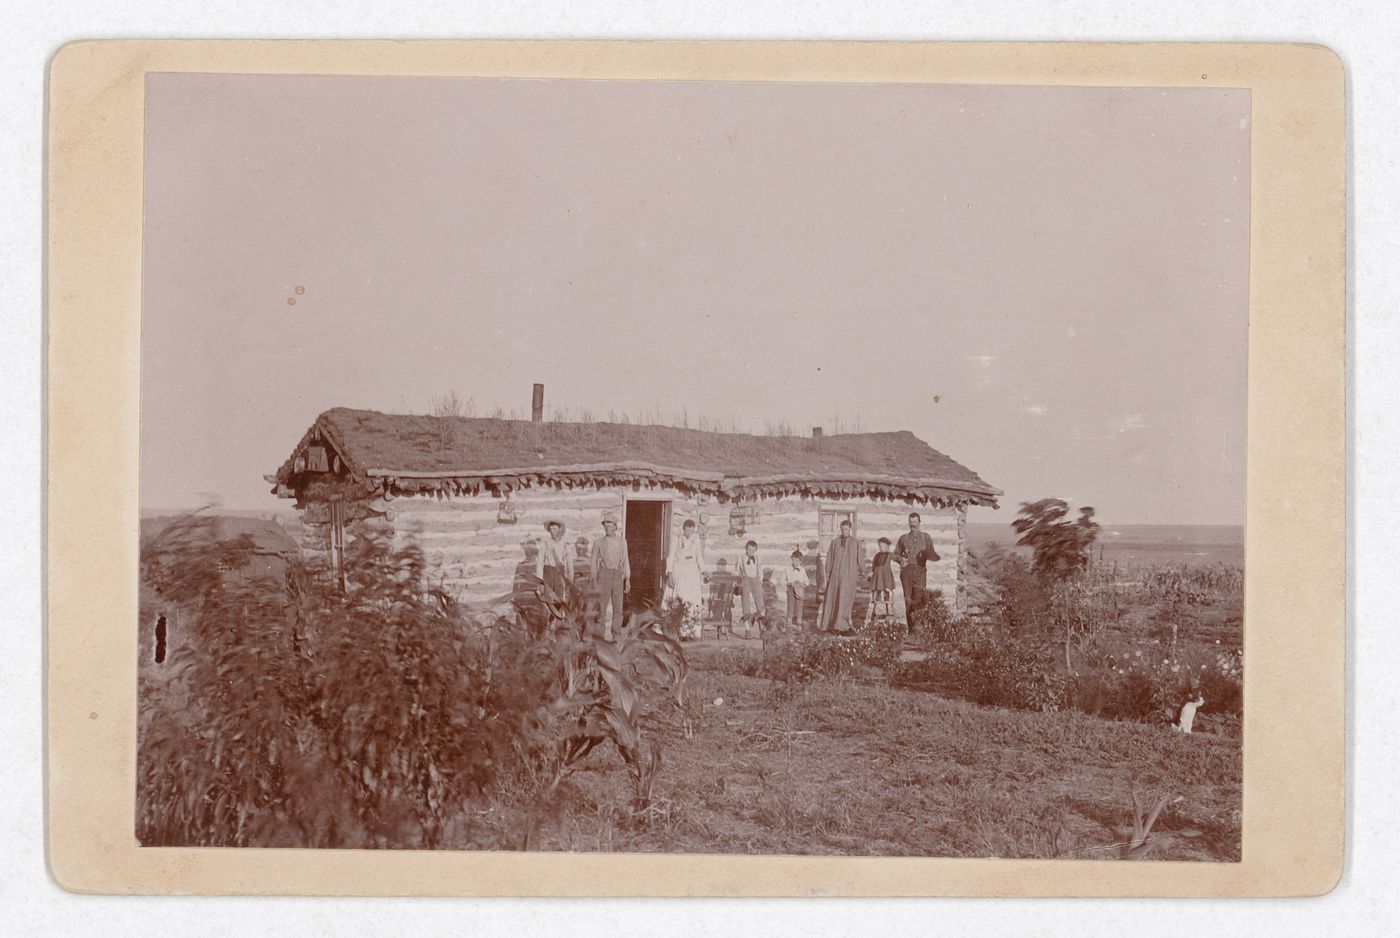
[891,637,1069,713]
[751,617,907,684]
[138,513,686,848]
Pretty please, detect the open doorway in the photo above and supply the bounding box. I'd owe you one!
[624,499,671,615]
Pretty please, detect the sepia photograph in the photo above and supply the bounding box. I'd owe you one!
[136,72,1248,861]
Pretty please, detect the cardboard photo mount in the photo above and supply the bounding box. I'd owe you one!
[45,40,1346,897]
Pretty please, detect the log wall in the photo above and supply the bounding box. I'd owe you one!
[675,494,964,614]
[297,483,967,613]
[384,487,624,599]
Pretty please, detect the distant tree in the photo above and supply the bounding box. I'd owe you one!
[429,390,472,451]
[1011,498,1100,581]
[430,389,464,417]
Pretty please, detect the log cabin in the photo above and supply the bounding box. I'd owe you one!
[266,390,1000,619]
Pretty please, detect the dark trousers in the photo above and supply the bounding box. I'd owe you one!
[900,566,926,621]
[595,567,625,631]
[543,564,567,598]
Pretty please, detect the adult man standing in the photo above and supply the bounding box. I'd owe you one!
[535,520,571,600]
[821,520,862,633]
[590,515,630,641]
[894,512,940,620]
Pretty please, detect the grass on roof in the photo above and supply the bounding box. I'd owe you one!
[319,408,994,491]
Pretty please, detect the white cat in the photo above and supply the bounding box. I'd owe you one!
[1173,695,1206,734]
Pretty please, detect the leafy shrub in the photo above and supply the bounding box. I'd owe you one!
[1196,657,1243,715]
[984,642,1070,712]
[860,616,908,669]
[138,512,688,849]
[983,552,1055,640]
[908,590,959,643]
[757,634,858,684]
[891,637,1068,713]
[752,617,906,684]
[1072,642,1243,726]
[139,514,509,848]
[723,647,770,679]
[1068,669,1158,721]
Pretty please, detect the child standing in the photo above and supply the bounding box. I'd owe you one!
[738,540,765,638]
[866,537,896,626]
[781,549,809,630]
[871,537,895,602]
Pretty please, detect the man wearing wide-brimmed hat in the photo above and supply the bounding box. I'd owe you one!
[590,514,630,640]
[535,519,571,599]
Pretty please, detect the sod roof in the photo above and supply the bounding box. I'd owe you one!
[272,408,1000,506]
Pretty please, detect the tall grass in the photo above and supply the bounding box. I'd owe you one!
[417,394,881,439]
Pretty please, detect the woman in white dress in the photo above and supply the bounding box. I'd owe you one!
[665,519,706,640]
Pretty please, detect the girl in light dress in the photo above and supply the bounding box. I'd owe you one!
[665,519,706,640]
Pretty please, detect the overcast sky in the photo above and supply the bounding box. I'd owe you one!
[142,74,1249,527]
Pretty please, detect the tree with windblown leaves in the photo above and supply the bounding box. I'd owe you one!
[1011,498,1100,581]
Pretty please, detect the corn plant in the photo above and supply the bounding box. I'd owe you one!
[1136,563,1243,606]
[1120,786,1173,860]
[490,576,691,851]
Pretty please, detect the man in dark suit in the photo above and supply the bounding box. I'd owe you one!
[894,512,939,621]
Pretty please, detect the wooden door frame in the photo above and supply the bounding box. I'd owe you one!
[622,494,673,601]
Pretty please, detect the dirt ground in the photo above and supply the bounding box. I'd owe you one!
[472,639,1242,861]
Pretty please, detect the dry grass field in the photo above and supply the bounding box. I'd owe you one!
[469,644,1241,860]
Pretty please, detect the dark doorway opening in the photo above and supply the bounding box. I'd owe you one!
[625,500,670,615]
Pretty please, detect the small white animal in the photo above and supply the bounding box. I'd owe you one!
[1173,695,1206,734]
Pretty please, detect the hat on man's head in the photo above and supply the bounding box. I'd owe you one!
[602,514,619,527]
[544,519,564,531]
